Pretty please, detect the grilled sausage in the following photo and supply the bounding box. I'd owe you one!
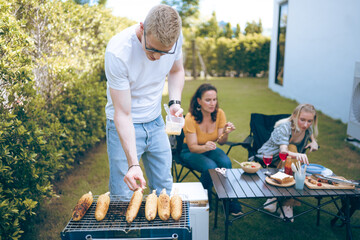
[158,188,170,221]
[170,194,182,221]
[72,191,93,221]
[95,192,110,221]
[126,188,143,223]
[145,190,158,221]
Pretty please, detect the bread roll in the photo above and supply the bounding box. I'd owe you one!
[270,172,294,184]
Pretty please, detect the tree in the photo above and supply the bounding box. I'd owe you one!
[214,37,233,76]
[161,0,199,27]
[196,11,219,38]
[234,23,241,37]
[244,19,263,35]
[223,22,233,38]
[241,34,270,76]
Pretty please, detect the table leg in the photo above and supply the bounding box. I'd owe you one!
[345,197,353,240]
[316,197,321,226]
[214,197,219,229]
[224,199,230,240]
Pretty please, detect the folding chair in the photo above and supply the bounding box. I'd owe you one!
[169,129,201,183]
[169,128,217,210]
[225,113,291,167]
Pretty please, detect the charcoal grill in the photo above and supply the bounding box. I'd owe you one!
[61,196,191,240]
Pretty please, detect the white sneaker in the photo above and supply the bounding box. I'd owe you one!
[263,198,277,213]
[279,205,294,222]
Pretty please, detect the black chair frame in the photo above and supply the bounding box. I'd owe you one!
[224,113,291,167]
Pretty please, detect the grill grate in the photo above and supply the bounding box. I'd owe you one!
[62,196,191,235]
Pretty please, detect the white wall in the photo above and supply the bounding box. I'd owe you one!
[269,0,360,123]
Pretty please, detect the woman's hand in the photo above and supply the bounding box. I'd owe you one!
[305,141,318,153]
[224,122,235,134]
[204,141,217,151]
[295,153,309,165]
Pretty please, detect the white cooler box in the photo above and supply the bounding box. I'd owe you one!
[171,182,209,240]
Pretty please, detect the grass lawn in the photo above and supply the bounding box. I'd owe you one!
[22,77,360,240]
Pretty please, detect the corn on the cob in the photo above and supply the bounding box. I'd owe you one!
[72,191,93,221]
[95,192,110,221]
[145,190,158,221]
[170,194,182,221]
[126,188,143,223]
[157,188,170,221]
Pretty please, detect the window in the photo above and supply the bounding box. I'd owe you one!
[275,2,288,85]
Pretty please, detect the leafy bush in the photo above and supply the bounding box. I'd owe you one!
[183,33,270,77]
[0,0,133,238]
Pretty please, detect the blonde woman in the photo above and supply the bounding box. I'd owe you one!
[258,103,319,167]
[258,103,319,221]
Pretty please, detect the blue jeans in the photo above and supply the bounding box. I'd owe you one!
[180,144,232,191]
[106,115,172,200]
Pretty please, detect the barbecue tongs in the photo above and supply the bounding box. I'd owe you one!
[312,174,359,187]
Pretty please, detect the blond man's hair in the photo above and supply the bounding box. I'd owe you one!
[144,4,182,47]
[275,103,319,138]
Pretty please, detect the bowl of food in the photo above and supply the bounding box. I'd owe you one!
[240,161,261,174]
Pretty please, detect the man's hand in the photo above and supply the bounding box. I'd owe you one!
[169,103,183,117]
[124,165,146,191]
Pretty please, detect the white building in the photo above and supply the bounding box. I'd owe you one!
[268,0,360,140]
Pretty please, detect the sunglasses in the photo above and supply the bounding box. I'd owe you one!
[143,27,177,55]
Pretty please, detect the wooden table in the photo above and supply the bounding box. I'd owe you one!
[209,168,360,240]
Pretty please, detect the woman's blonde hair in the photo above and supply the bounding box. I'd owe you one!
[275,103,318,138]
[144,4,182,47]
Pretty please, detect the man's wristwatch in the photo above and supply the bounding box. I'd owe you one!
[168,100,181,107]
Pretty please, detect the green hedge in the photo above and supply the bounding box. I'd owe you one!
[0,0,133,238]
[182,30,271,77]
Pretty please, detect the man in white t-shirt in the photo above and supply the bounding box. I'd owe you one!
[104,4,184,200]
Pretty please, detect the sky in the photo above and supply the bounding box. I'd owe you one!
[105,0,274,34]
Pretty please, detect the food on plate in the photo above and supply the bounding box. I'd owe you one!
[241,162,258,168]
[307,177,317,185]
[126,188,143,223]
[307,176,340,186]
[158,188,170,221]
[240,161,261,174]
[95,192,110,221]
[270,172,294,184]
[72,191,94,221]
[170,194,182,221]
[145,190,158,221]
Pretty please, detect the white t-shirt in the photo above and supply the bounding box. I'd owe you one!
[104,24,183,123]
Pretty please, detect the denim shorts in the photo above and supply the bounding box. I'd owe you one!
[106,115,173,200]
